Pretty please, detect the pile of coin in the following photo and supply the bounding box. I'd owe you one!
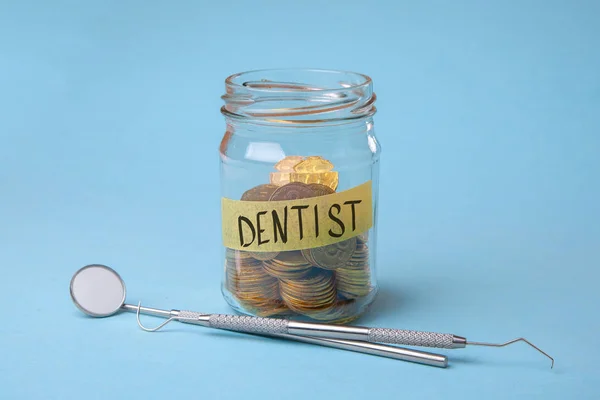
[269,155,303,187]
[335,241,372,299]
[308,298,362,324]
[262,251,313,280]
[225,249,288,317]
[225,155,374,323]
[279,270,337,316]
[225,239,373,322]
[270,155,338,190]
[302,237,358,270]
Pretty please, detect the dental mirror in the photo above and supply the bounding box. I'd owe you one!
[70,264,126,317]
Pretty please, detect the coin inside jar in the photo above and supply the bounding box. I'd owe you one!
[293,157,334,173]
[290,156,337,191]
[225,249,287,316]
[262,261,314,280]
[225,256,270,294]
[336,265,372,299]
[248,251,280,261]
[290,172,339,191]
[274,155,304,172]
[279,270,337,317]
[269,182,319,201]
[300,248,317,266]
[336,241,371,299]
[274,250,307,264]
[308,298,361,324]
[240,184,279,201]
[309,237,358,270]
[307,183,335,196]
[344,240,369,269]
[262,251,313,280]
[270,156,304,186]
[269,172,293,186]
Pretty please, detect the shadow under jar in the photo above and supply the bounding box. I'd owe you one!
[219,69,381,324]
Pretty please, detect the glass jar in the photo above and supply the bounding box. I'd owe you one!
[219,69,381,324]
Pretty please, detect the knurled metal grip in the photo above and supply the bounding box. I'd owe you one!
[177,310,205,320]
[368,328,455,349]
[209,314,289,334]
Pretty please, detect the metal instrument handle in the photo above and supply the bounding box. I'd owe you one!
[175,311,447,367]
[208,313,289,334]
[177,311,289,334]
[176,312,463,349]
[368,328,456,349]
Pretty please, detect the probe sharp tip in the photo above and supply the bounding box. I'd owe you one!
[468,337,554,369]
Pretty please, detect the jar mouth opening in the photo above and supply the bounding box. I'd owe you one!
[222,68,376,125]
[225,68,372,93]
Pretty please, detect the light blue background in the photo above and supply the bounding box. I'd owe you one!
[1,1,598,399]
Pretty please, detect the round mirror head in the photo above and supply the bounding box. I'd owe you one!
[70,264,126,317]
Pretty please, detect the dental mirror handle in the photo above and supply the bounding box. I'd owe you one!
[122,304,447,367]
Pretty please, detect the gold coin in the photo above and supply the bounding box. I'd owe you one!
[308,298,361,324]
[310,237,357,270]
[263,260,313,280]
[241,184,279,201]
[269,171,293,186]
[345,241,369,269]
[274,250,308,265]
[321,172,339,191]
[300,248,317,265]
[293,157,334,173]
[290,155,338,190]
[274,155,304,172]
[290,172,339,191]
[307,183,335,196]
[357,231,369,243]
[226,260,269,291]
[269,182,318,201]
[225,248,254,260]
[225,256,285,315]
[249,251,279,261]
[335,241,372,299]
[279,270,337,317]
[263,251,313,279]
[336,267,372,299]
[255,303,292,317]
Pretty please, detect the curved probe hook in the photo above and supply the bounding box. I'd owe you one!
[468,338,554,368]
[136,301,176,332]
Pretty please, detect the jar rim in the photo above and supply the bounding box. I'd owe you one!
[224,68,372,93]
[221,68,376,125]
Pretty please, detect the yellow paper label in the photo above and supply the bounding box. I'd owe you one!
[221,181,373,251]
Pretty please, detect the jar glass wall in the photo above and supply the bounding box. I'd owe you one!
[219,69,381,324]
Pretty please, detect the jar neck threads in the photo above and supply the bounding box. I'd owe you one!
[221,69,376,126]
